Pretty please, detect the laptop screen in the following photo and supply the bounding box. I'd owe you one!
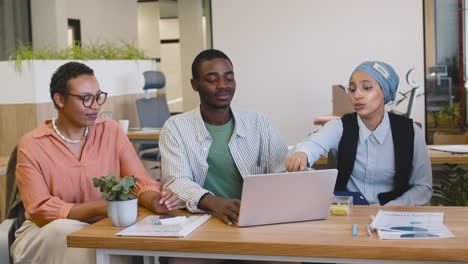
[237,169,338,227]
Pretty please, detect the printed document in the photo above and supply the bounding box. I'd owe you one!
[430,145,468,154]
[116,214,211,237]
[370,210,455,240]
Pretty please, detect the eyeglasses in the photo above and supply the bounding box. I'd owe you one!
[61,92,108,108]
[345,85,375,95]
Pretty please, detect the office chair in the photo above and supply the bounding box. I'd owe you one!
[0,146,25,264]
[389,68,420,119]
[136,71,171,165]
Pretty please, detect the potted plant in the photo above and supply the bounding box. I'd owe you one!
[441,104,461,130]
[93,173,139,226]
[431,164,468,206]
[431,111,441,128]
[0,41,156,157]
[432,104,466,144]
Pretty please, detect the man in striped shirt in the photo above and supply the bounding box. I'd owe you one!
[160,49,288,226]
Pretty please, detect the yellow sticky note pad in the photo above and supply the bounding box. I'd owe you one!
[330,196,353,215]
[330,204,350,215]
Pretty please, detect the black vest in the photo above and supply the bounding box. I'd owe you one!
[335,112,414,205]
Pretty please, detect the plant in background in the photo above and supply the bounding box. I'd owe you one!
[440,103,461,130]
[9,41,149,71]
[431,164,468,206]
[93,173,138,201]
[431,111,441,128]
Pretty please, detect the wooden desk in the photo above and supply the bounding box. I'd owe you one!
[313,114,341,126]
[309,145,468,166]
[127,130,160,145]
[314,154,328,165]
[428,145,468,165]
[68,206,468,263]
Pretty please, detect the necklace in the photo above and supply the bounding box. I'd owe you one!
[52,118,89,144]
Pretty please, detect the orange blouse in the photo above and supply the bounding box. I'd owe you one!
[16,119,161,227]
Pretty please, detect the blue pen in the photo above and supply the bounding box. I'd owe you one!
[352,224,358,236]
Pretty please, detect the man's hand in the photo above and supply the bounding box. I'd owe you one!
[139,189,181,214]
[286,151,309,172]
[199,194,240,225]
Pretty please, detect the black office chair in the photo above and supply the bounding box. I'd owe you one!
[135,71,170,164]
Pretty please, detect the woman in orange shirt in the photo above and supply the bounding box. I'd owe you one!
[11,62,180,264]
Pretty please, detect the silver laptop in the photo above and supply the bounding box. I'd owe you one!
[236,169,338,227]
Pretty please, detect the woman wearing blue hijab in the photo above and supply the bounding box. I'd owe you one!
[287,61,432,205]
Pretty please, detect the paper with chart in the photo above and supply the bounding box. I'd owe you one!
[370,210,454,240]
[116,214,211,237]
[430,145,468,154]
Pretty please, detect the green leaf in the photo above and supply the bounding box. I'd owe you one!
[92,178,100,187]
[119,193,129,200]
[8,41,149,73]
[107,193,116,201]
[122,176,135,188]
[101,188,109,198]
[93,173,142,201]
[105,181,113,188]
[432,165,468,206]
[112,184,122,192]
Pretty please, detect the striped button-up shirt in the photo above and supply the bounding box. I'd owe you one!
[160,107,288,212]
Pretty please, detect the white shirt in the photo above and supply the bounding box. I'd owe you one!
[295,112,432,205]
[160,107,288,212]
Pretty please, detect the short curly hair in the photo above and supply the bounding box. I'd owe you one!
[50,62,94,109]
[191,49,233,80]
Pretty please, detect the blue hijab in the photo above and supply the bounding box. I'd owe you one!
[351,61,399,104]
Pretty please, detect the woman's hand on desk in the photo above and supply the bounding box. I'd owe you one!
[199,194,240,225]
[286,152,308,172]
[139,189,181,214]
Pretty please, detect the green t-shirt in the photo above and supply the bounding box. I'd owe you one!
[203,119,243,200]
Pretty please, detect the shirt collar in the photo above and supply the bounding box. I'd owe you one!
[357,111,390,145]
[32,120,53,138]
[193,105,246,141]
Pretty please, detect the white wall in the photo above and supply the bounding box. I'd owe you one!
[138,2,161,59]
[212,0,425,145]
[31,0,68,49]
[66,0,138,45]
[178,0,205,111]
[31,0,138,49]
[160,18,183,113]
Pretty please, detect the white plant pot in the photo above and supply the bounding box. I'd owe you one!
[107,199,138,226]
